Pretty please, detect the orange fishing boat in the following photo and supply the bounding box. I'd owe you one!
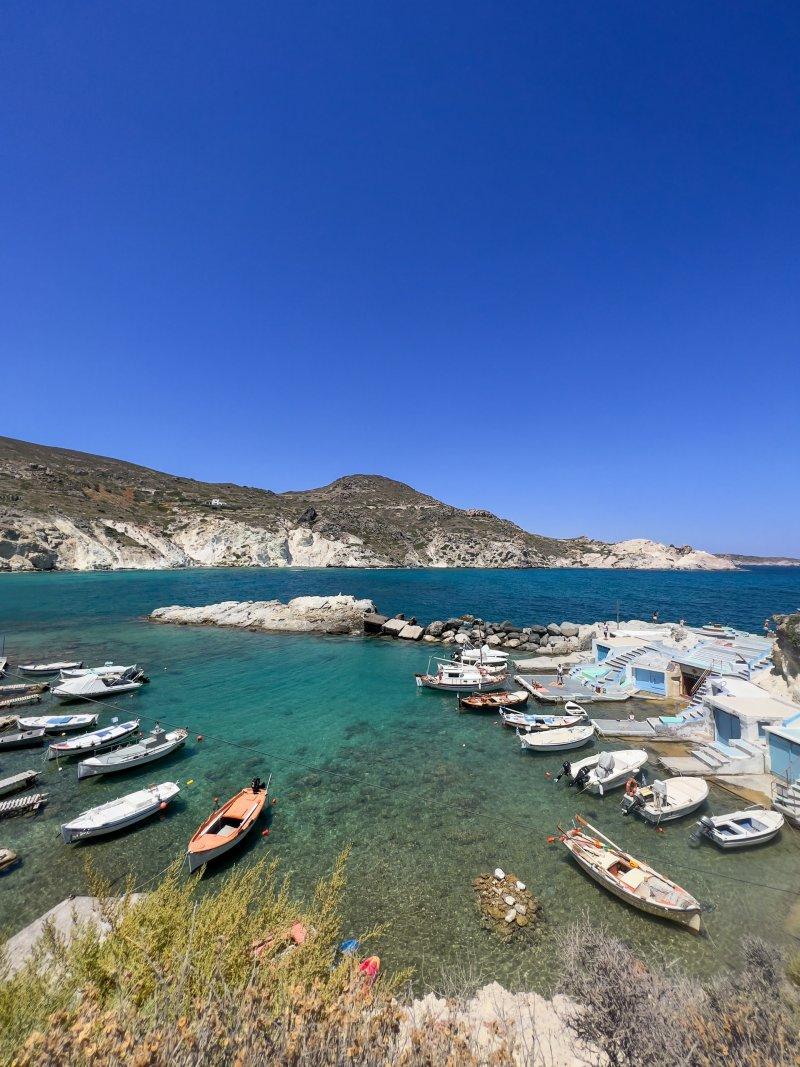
[187,776,269,873]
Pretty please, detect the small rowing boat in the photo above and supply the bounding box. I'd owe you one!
[500,709,585,731]
[518,723,595,752]
[78,725,188,779]
[563,701,588,717]
[61,782,180,843]
[0,728,46,750]
[558,816,702,931]
[47,719,141,760]
[459,689,529,711]
[694,807,784,849]
[560,749,648,795]
[621,777,709,824]
[18,661,83,676]
[187,777,269,873]
[17,713,99,733]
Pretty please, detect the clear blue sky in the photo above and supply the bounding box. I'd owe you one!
[1,3,798,555]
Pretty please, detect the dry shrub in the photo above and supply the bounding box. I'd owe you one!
[557,917,800,1067]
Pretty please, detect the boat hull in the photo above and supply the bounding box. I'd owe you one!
[567,844,702,931]
[77,733,187,779]
[416,674,506,693]
[61,784,178,843]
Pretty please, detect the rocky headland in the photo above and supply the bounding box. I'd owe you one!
[1,435,737,572]
[149,595,376,635]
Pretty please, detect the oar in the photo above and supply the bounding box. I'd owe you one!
[575,814,625,854]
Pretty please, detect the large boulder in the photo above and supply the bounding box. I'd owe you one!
[399,624,424,641]
[382,618,407,637]
[425,620,445,638]
[560,622,579,638]
[547,623,562,636]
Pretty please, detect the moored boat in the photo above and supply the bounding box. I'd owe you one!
[47,719,141,760]
[18,661,83,676]
[561,749,648,795]
[52,669,144,703]
[416,661,507,693]
[0,848,18,873]
[459,689,529,711]
[17,713,99,733]
[694,807,784,849]
[59,662,138,680]
[0,727,46,750]
[558,816,702,931]
[500,709,585,731]
[518,723,595,752]
[621,777,709,823]
[458,645,510,666]
[563,701,588,717]
[61,782,180,843]
[78,725,188,779]
[187,777,269,873]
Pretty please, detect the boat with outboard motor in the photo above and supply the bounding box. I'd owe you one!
[621,776,709,823]
[61,782,180,843]
[59,662,138,680]
[694,807,784,849]
[457,645,510,667]
[518,723,595,752]
[78,725,188,779]
[459,690,529,711]
[558,749,648,795]
[47,719,141,760]
[186,776,270,873]
[556,815,702,931]
[416,660,507,693]
[0,727,46,750]
[52,668,144,703]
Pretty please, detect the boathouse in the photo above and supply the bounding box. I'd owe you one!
[765,713,800,784]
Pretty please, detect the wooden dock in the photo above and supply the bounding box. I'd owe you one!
[0,682,49,698]
[0,693,42,711]
[0,771,40,798]
[0,792,48,818]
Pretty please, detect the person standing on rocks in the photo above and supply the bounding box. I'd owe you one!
[556,663,564,687]
[652,610,659,624]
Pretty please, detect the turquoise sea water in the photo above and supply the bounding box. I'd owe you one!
[2,566,800,991]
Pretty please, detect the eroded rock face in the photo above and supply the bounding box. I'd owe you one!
[558,538,734,571]
[149,594,376,635]
[772,613,800,701]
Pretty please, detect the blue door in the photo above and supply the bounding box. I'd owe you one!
[715,709,741,744]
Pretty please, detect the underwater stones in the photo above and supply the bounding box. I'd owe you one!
[473,870,542,943]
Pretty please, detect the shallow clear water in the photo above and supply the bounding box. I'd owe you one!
[1,566,800,991]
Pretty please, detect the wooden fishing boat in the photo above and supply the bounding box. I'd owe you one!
[459,689,529,711]
[187,777,269,873]
[621,777,709,824]
[17,713,99,733]
[0,727,46,750]
[78,725,188,780]
[416,662,507,693]
[18,661,83,676]
[561,749,648,795]
[0,770,39,798]
[61,782,180,843]
[47,719,141,760]
[563,701,588,717]
[558,817,702,931]
[695,807,784,849]
[518,723,595,752]
[500,709,584,731]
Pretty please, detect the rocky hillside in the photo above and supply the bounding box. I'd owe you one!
[0,435,733,572]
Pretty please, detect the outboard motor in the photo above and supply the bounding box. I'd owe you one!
[554,760,573,784]
[574,766,590,790]
[651,779,668,811]
[596,752,615,781]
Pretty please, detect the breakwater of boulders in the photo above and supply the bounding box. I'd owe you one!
[363,611,597,656]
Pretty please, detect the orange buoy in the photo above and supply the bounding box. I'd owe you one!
[261,828,270,837]
[159,801,167,811]
[546,835,557,844]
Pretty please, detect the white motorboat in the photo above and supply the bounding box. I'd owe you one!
[52,669,143,703]
[458,645,510,666]
[558,816,702,931]
[18,661,83,676]
[47,719,141,760]
[621,777,709,823]
[695,807,784,849]
[518,723,595,752]
[500,709,585,731]
[60,662,137,680]
[562,749,648,795]
[415,662,507,693]
[61,782,180,843]
[17,713,99,733]
[78,725,188,780]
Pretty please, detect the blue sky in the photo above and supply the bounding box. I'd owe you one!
[1,3,798,555]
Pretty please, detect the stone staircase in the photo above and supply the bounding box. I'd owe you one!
[661,736,767,777]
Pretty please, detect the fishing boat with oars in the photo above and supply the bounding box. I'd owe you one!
[555,815,702,931]
[500,708,585,731]
[186,775,270,873]
[459,689,529,711]
[415,660,507,694]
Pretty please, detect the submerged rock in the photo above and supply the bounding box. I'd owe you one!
[473,871,542,943]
